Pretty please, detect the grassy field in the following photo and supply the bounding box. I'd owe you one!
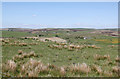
[1,29,119,77]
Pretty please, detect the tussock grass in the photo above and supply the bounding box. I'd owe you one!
[2,29,118,77]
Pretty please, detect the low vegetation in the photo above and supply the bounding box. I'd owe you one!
[1,28,119,77]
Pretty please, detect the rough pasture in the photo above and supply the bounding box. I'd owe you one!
[1,29,119,77]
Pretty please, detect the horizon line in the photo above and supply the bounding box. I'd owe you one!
[0,27,118,29]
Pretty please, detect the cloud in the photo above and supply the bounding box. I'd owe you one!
[32,14,37,17]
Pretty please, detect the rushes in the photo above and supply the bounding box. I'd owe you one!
[94,54,102,60]
[94,54,110,60]
[2,49,118,77]
[19,43,27,46]
[3,58,92,77]
[7,60,17,71]
[12,50,38,61]
[91,64,103,75]
[48,43,101,51]
[63,45,68,49]
[28,70,39,77]
[59,67,66,76]
[103,70,113,77]
[80,63,91,73]
[3,60,17,72]
[103,54,110,60]
[115,56,120,62]
[69,63,91,74]
[29,51,36,57]
[20,58,48,77]
[18,50,23,54]
[112,66,120,74]
[3,57,119,77]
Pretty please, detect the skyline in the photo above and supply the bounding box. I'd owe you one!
[2,2,118,29]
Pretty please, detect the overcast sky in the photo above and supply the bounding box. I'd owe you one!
[2,2,118,29]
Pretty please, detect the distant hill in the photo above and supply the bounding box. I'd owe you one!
[0,28,118,32]
[97,28,118,31]
[1,28,33,32]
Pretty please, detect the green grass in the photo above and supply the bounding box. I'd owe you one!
[1,31,37,38]
[1,29,119,77]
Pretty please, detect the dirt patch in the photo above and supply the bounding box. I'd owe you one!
[39,37,67,43]
[31,31,40,34]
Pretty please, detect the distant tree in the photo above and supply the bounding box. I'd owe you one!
[25,37,27,39]
[45,39,49,41]
[55,35,59,37]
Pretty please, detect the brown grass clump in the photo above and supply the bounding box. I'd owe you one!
[87,45,101,49]
[12,55,24,61]
[18,50,23,54]
[69,63,91,74]
[19,43,27,46]
[111,45,115,48]
[29,58,39,67]
[63,45,68,49]
[103,54,110,60]
[20,58,48,77]
[28,70,39,77]
[53,44,59,48]
[68,47,74,51]
[115,56,120,62]
[22,53,28,58]
[112,66,120,74]
[14,55,20,59]
[94,54,110,60]
[21,65,26,73]
[69,64,79,72]
[58,45,62,50]
[4,40,10,43]
[75,45,80,49]
[103,70,113,77]
[79,63,91,74]
[59,43,67,46]
[37,64,48,72]
[29,43,38,45]
[3,60,17,72]
[59,67,66,76]
[91,45,96,48]
[91,64,103,75]
[12,51,38,61]
[105,61,113,65]
[48,45,54,49]
[93,54,102,60]
[29,51,35,57]
[47,63,57,69]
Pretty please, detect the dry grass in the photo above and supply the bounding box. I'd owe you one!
[91,64,103,75]
[69,63,91,74]
[93,54,110,60]
[19,43,27,46]
[59,67,66,76]
[115,56,120,62]
[19,58,49,77]
[3,60,17,72]
[12,50,38,61]
[48,43,101,52]
[103,70,113,77]
[112,66,120,74]
[2,57,119,77]
[18,50,23,54]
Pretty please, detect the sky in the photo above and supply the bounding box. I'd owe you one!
[2,2,118,29]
